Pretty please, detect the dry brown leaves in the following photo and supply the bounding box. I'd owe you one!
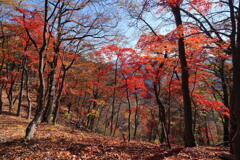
[0,115,228,160]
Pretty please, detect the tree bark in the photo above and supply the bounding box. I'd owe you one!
[171,5,196,147]
[125,78,131,142]
[153,83,170,148]
[113,101,122,136]
[25,0,48,140]
[17,59,26,117]
[42,67,57,123]
[88,100,97,131]
[42,5,62,123]
[0,21,5,115]
[24,64,32,120]
[219,59,230,145]
[6,74,15,113]
[53,67,67,124]
[110,56,118,136]
[133,92,139,140]
[25,52,46,140]
[228,0,240,158]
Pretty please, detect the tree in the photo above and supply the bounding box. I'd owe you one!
[170,0,196,147]
[126,0,196,146]
[12,1,54,140]
[170,0,240,157]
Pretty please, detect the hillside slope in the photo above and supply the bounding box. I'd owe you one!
[0,115,228,160]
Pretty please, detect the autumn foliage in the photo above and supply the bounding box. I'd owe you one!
[0,0,239,159]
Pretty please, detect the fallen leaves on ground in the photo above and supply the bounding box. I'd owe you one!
[0,115,229,160]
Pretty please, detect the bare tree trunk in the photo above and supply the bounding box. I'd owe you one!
[24,65,32,120]
[125,81,131,142]
[228,0,240,159]
[153,82,171,148]
[0,21,5,115]
[53,97,60,125]
[171,5,196,147]
[17,59,26,117]
[204,117,210,145]
[228,1,240,158]
[88,67,100,131]
[42,67,57,123]
[53,67,68,124]
[219,59,230,145]
[25,0,48,140]
[88,101,97,131]
[7,77,15,113]
[110,56,118,136]
[42,5,62,123]
[133,92,139,140]
[25,52,46,140]
[113,102,122,136]
[104,105,111,136]
[192,101,198,133]
[78,92,87,122]
[95,104,104,132]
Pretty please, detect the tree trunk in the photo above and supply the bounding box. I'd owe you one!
[25,53,45,140]
[103,105,111,136]
[87,86,98,131]
[7,78,15,113]
[25,0,48,140]
[53,68,66,124]
[171,6,196,147]
[88,101,97,131]
[113,102,122,136]
[43,3,62,123]
[0,22,5,115]
[219,59,230,145]
[17,60,26,117]
[153,82,171,148]
[205,117,210,145]
[126,83,131,142]
[95,104,104,132]
[42,67,57,123]
[230,48,240,159]
[53,97,60,125]
[228,0,240,159]
[133,92,139,140]
[110,56,118,136]
[25,105,44,140]
[24,65,32,120]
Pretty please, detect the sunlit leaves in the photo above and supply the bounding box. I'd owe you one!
[189,0,212,14]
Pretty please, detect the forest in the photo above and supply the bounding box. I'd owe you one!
[0,0,240,159]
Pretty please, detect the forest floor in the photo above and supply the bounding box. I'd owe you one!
[0,114,229,160]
